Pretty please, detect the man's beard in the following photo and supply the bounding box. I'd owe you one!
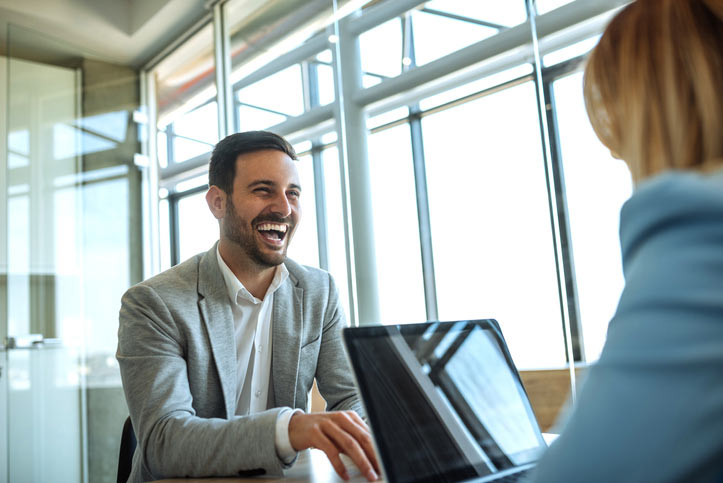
[222,199,293,268]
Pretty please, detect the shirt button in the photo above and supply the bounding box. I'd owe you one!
[255,390,261,398]
[258,345,263,353]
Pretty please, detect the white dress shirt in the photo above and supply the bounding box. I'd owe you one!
[216,247,301,462]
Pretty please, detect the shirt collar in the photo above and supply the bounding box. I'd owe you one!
[216,245,289,304]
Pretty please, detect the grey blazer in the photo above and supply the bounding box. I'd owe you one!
[117,244,362,482]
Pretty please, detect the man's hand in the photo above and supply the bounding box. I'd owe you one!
[289,411,380,481]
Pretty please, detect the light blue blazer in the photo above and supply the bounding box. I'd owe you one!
[530,171,723,482]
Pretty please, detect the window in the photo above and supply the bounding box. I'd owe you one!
[153,23,219,166]
[286,154,319,267]
[552,71,633,361]
[422,81,566,369]
[177,191,219,262]
[367,124,426,324]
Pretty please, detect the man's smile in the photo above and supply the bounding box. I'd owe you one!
[256,222,289,247]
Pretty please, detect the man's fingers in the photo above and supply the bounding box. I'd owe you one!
[313,432,349,480]
[323,418,379,481]
[331,412,380,474]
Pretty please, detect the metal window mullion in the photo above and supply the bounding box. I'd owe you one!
[212,2,233,138]
[166,125,175,165]
[409,112,438,321]
[312,147,329,271]
[542,74,584,362]
[169,194,180,267]
[526,0,578,402]
[405,13,438,321]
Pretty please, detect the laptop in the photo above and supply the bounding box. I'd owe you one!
[342,319,547,483]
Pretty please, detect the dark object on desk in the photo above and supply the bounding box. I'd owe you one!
[117,416,137,483]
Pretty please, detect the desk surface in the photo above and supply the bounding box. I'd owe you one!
[156,449,371,483]
[156,434,558,482]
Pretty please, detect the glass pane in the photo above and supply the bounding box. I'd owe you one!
[177,191,220,263]
[6,23,139,482]
[359,17,402,78]
[412,9,498,68]
[286,155,319,267]
[154,22,218,165]
[322,147,351,320]
[552,71,633,362]
[157,131,168,168]
[237,104,288,132]
[173,136,215,164]
[536,0,576,15]
[367,124,426,324]
[424,0,527,27]
[316,61,335,106]
[237,65,304,120]
[542,36,600,67]
[173,101,219,145]
[422,81,565,370]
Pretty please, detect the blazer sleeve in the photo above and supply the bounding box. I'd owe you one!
[313,273,365,416]
[117,283,288,482]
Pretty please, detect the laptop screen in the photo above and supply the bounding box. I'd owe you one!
[343,320,547,483]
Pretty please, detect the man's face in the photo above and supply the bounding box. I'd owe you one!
[221,149,301,268]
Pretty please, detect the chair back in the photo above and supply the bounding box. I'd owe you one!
[117,416,136,483]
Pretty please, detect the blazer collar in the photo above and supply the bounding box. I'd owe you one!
[198,242,306,414]
[271,268,304,409]
[198,243,237,418]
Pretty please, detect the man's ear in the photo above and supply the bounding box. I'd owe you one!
[206,185,227,220]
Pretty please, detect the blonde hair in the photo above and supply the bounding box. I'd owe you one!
[583,0,723,182]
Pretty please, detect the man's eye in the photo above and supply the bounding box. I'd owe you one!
[254,188,271,194]
[288,191,300,198]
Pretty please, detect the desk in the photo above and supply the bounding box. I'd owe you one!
[155,449,371,482]
[156,435,559,482]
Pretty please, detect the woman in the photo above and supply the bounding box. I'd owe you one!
[530,1,723,481]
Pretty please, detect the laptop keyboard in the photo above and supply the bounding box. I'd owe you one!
[493,469,529,482]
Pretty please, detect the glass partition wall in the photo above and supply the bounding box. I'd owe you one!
[2,25,142,483]
[141,0,631,435]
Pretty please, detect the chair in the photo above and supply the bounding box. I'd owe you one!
[117,416,137,483]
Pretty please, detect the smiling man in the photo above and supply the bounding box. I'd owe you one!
[117,131,379,483]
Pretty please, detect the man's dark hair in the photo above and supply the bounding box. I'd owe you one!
[208,131,297,194]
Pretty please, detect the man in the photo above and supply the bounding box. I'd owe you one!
[117,131,379,482]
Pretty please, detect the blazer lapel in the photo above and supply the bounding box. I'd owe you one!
[271,273,304,409]
[198,245,237,418]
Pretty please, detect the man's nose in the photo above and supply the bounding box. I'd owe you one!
[269,192,292,217]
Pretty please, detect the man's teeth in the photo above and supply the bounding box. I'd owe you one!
[258,223,287,233]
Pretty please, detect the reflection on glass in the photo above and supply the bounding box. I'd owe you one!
[552,72,632,361]
[367,124,426,324]
[422,81,565,369]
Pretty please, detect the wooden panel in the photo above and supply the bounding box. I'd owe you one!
[310,379,326,413]
[519,367,587,432]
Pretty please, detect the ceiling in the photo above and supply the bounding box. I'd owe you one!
[0,0,208,68]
